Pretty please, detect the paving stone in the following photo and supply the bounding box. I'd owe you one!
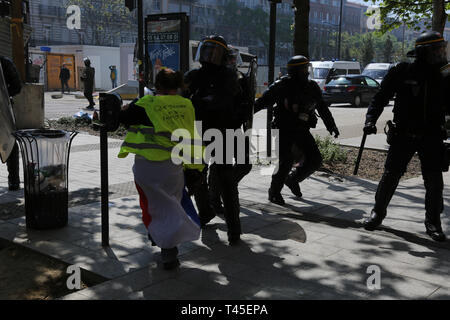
[57,292,90,300]
[427,287,450,300]
[141,278,205,300]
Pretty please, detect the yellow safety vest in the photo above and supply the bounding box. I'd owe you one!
[118,95,204,171]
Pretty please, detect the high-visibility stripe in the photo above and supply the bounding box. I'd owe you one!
[127,127,173,139]
[204,39,228,50]
[415,38,445,47]
[121,141,173,152]
[287,61,310,67]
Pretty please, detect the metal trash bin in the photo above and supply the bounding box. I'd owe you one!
[13,129,77,229]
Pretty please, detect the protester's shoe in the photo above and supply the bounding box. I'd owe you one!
[425,221,446,242]
[284,176,302,198]
[363,210,386,231]
[163,259,180,270]
[268,188,285,206]
[83,106,95,111]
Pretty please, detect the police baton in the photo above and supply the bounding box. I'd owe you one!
[353,132,367,175]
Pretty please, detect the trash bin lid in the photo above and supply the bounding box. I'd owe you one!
[15,129,67,138]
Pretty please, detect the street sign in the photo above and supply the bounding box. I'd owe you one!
[145,13,189,85]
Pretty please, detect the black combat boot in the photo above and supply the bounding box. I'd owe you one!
[284,174,302,198]
[425,221,446,242]
[268,188,285,206]
[363,210,386,231]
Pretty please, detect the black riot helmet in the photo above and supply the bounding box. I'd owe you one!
[287,55,311,81]
[83,57,91,67]
[409,31,448,66]
[195,35,228,66]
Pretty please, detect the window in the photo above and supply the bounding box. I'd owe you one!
[152,0,161,11]
[335,69,346,75]
[348,69,361,75]
[312,68,330,79]
[365,77,379,87]
[327,77,352,85]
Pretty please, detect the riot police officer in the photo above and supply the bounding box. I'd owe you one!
[363,31,449,242]
[208,46,253,216]
[184,35,243,245]
[254,55,339,205]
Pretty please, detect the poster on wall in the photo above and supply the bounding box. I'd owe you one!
[145,13,189,85]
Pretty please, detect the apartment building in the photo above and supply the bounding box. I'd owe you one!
[27,0,371,63]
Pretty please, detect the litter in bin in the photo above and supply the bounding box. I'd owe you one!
[27,163,66,193]
[73,111,93,121]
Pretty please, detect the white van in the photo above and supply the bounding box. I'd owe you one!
[362,63,393,84]
[309,60,361,90]
[188,40,255,75]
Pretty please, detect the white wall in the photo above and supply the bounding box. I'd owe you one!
[83,46,120,90]
[120,43,136,84]
[36,45,121,91]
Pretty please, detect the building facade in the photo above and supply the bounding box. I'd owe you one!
[28,0,371,64]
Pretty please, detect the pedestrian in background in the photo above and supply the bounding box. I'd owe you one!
[0,55,22,190]
[59,64,70,94]
[81,57,95,110]
[362,31,449,242]
[109,65,117,89]
[118,68,204,270]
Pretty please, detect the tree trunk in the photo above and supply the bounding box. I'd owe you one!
[293,0,310,57]
[432,0,447,35]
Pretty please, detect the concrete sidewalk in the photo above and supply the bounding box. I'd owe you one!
[0,130,449,300]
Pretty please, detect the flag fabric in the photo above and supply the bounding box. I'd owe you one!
[133,155,200,248]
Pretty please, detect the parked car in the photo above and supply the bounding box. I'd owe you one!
[362,63,394,84]
[309,60,361,90]
[323,75,380,107]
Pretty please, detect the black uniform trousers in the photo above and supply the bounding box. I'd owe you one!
[194,135,242,239]
[373,133,444,225]
[84,89,95,107]
[61,79,69,93]
[208,131,252,212]
[6,142,20,186]
[271,127,322,194]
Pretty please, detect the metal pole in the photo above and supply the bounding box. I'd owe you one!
[138,0,144,98]
[99,93,109,247]
[267,0,277,159]
[337,0,343,60]
[100,126,109,247]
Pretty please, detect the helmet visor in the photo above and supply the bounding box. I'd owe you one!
[195,40,227,66]
[227,48,243,68]
[417,40,448,65]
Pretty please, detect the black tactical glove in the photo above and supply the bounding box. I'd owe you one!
[328,126,340,138]
[184,169,203,196]
[363,122,377,135]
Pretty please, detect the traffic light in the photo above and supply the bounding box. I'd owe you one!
[125,0,135,11]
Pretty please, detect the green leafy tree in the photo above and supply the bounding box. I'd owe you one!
[65,0,135,46]
[363,0,449,35]
[220,0,269,47]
